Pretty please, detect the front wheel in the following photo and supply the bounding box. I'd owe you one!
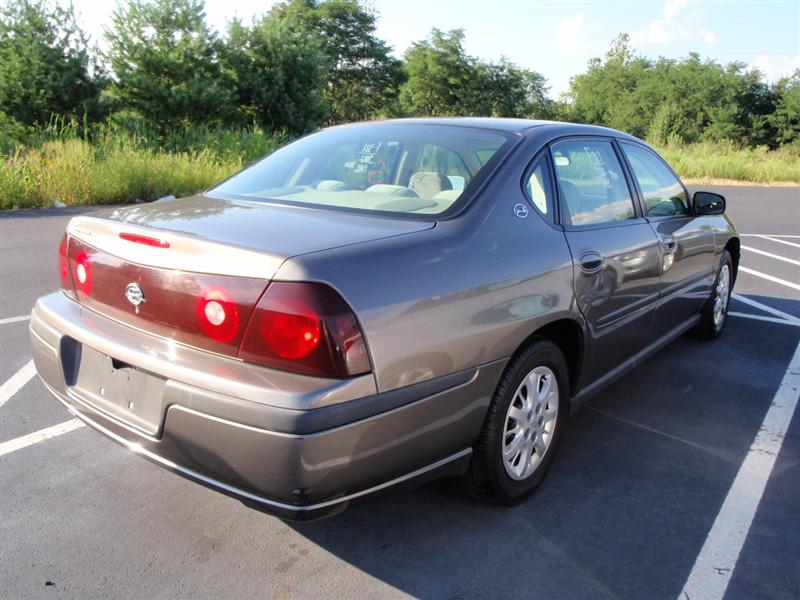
[695,250,734,340]
[457,339,568,504]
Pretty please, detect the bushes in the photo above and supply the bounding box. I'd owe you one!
[3,129,797,210]
[0,126,285,209]
[656,141,800,184]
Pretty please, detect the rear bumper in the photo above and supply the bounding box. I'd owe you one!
[31,292,504,520]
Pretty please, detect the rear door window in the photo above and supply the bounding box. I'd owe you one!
[523,155,554,220]
[551,139,636,226]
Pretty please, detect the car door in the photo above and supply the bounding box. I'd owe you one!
[618,142,717,338]
[551,137,663,386]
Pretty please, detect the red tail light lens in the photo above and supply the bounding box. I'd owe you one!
[74,250,93,296]
[239,282,371,377]
[119,232,170,248]
[58,233,69,285]
[195,286,241,343]
[58,233,77,299]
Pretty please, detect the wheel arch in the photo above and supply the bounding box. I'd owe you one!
[725,236,740,285]
[510,318,586,398]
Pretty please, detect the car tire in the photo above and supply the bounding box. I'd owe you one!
[694,250,734,340]
[457,338,569,505]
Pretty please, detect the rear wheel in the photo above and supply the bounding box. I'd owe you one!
[457,339,568,504]
[695,250,733,340]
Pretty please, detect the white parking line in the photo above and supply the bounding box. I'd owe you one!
[679,338,800,600]
[740,234,800,239]
[732,294,800,325]
[729,312,800,327]
[741,245,800,267]
[759,235,800,250]
[0,419,84,457]
[0,315,30,326]
[0,359,37,407]
[738,266,800,292]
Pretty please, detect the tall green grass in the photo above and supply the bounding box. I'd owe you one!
[655,141,800,184]
[1,124,797,210]
[0,123,285,210]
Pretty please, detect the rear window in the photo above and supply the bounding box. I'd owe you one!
[209,123,514,216]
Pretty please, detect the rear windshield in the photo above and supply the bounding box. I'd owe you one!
[209,123,515,216]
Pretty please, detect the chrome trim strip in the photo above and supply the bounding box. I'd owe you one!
[42,379,471,514]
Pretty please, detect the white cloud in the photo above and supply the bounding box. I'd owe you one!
[631,0,716,46]
[555,11,604,55]
[556,11,590,54]
[750,54,800,82]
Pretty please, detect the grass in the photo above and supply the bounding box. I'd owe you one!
[1,126,797,210]
[655,141,800,186]
[0,124,284,210]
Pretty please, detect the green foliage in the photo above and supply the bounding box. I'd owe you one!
[400,29,477,116]
[3,5,799,210]
[656,140,800,184]
[476,58,552,118]
[104,0,234,130]
[0,124,285,209]
[275,0,404,122]
[769,72,800,145]
[566,35,780,147]
[399,29,549,118]
[0,0,103,127]
[224,16,327,134]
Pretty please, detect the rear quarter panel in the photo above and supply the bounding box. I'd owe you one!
[275,147,580,393]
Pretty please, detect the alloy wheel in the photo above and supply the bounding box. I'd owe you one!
[502,366,559,481]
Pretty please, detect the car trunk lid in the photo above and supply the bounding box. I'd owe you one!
[64,194,433,356]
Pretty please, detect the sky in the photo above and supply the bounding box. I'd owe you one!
[70,0,800,99]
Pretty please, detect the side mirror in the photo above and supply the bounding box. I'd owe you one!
[693,191,726,216]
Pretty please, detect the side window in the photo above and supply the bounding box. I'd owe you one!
[415,144,471,193]
[551,139,636,226]
[621,144,689,217]
[523,155,554,220]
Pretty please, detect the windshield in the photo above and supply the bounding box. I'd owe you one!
[209,123,515,216]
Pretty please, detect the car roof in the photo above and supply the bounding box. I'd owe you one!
[334,117,643,142]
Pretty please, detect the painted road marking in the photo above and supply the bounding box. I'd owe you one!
[738,266,800,292]
[741,245,800,267]
[740,234,800,239]
[0,419,84,457]
[732,294,800,325]
[679,338,800,600]
[0,359,37,408]
[729,312,800,327]
[758,235,800,250]
[0,315,30,326]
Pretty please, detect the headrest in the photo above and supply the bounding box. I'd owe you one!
[365,184,418,198]
[408,172,453,199]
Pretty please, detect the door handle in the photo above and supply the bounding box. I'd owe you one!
[579,251,605,274]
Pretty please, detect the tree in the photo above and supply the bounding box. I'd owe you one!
[224,16,328,134]
[476,58,551,118]
[565,35,782,146]
[399,29,481,116]
[104,0,234,129]
[274,0,403,123]
[768,72,800,145]
[0,0,102,127]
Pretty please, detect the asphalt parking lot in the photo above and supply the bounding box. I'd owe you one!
[1,185,798,599]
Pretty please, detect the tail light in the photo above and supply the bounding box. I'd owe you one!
[58,233,76,299]
[73,250,93,296]
[195,286,240,343]
[239,282,371,377]
[62,235,370,378]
